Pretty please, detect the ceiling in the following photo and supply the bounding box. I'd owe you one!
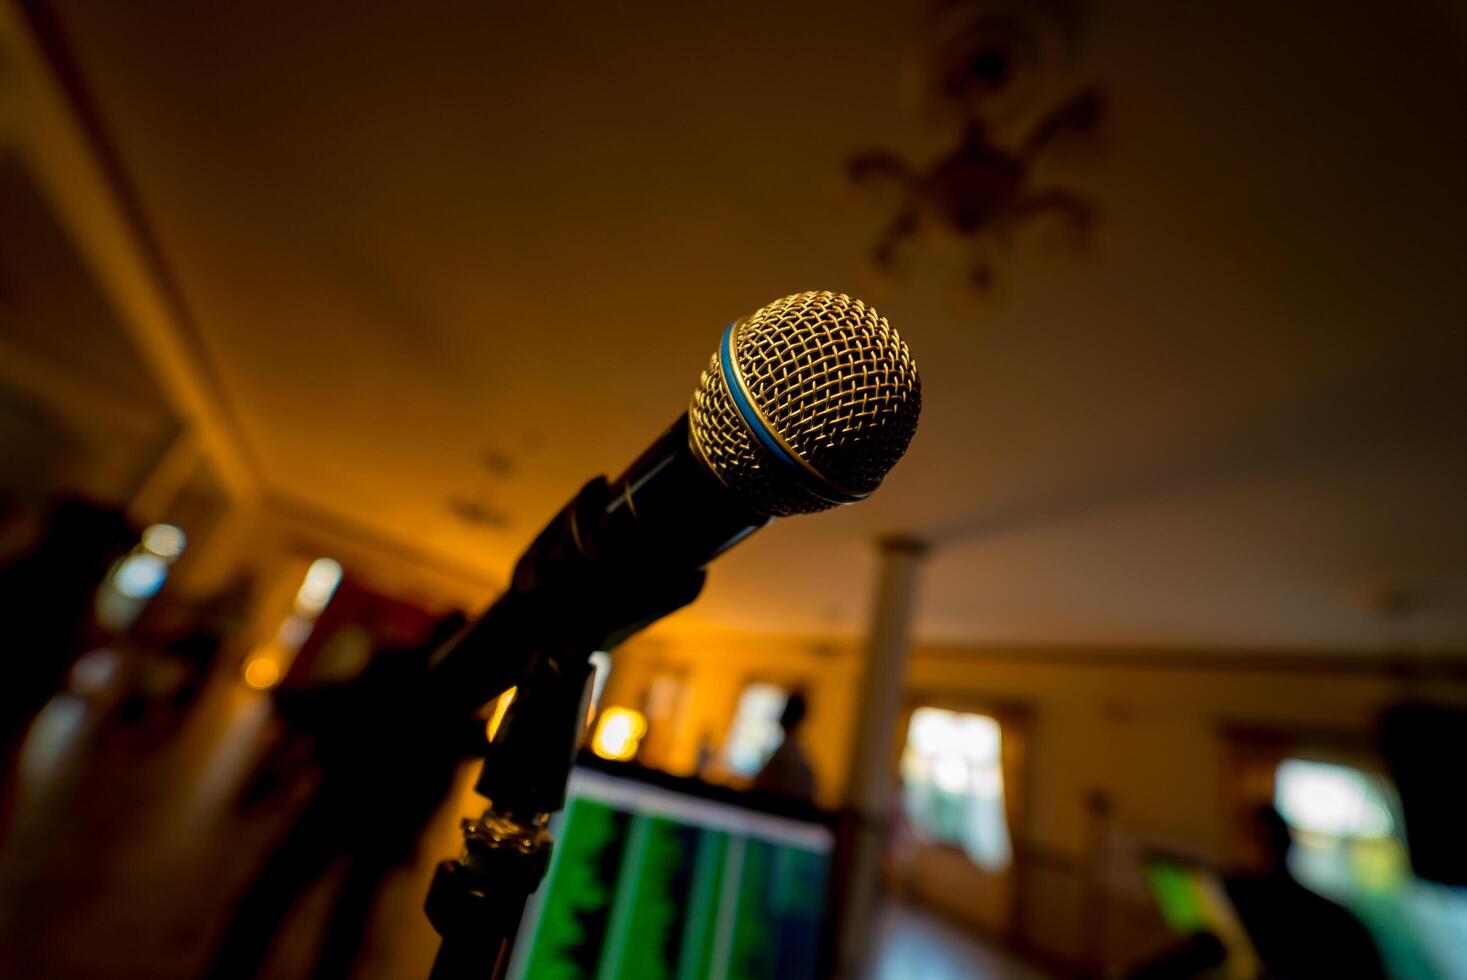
[33,0,1467,650]
[0,157,178,503]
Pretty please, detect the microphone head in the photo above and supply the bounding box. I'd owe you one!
[688,291,922,516]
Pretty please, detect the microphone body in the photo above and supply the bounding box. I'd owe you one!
[605,414,770,568]
[423,292,919,977]
[428,291,920,712]
[428,415,763,712]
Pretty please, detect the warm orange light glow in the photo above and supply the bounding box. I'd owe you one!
[591,707,647,762]
[485,686,518,741]
[242,657,282,690]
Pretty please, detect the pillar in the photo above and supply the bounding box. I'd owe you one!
[836,533,928,976]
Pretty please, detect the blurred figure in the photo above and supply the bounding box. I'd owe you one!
[1127,932,1227,980]
[202,611,474,980]
[753,690,815,802]
[127,574,256,722]
[0,498,134,834]
[1225,804,1385,980]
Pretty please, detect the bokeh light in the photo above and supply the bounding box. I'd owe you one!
[591,707,647,762]
[294,558,343,616]
[242,657,282,691]
[140,523,187,560]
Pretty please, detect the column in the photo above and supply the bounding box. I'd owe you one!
[836,533,928,977]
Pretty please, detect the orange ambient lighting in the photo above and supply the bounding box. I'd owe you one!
[242,657,282,690]
[590,707,647,762]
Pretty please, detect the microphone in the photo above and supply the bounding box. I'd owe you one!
[688,290,922,517]
[430,290,921,710]
[608,290,921,561]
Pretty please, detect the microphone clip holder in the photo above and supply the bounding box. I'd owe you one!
[424,476,709,980]
[424,648,588,980]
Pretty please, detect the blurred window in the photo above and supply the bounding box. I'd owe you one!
[723,683,789,777]
[241,556,341,690]
[1275,758,1394,840]
[636,671,686,769]
[294,557,343,615]
[111,552,168,599]
[95,523,187,631]
[140,522,186,559]
[899,707,1011,870]
[1274,758,1467,977]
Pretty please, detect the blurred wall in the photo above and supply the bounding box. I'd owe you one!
[600,629,864,807]
[603,627,1467,972]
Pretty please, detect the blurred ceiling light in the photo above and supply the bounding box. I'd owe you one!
[242,657,282,691]
[111,553,169,599]
[591,707,647,762]
[294,558,343,616]
[141,523,187,560]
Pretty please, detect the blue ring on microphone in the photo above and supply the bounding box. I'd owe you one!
[719,321,862,504]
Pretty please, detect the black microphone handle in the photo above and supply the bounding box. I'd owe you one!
[426,414,768,713]
[604,413,770,565]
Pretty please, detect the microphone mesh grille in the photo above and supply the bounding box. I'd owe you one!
[689,291,921,516]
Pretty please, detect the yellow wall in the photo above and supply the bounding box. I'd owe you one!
[602,626,1467,970]
[599,629,865,808]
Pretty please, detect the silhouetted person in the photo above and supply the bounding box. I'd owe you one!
[0,499,133,835]
[161,575,255,711]
[1128,931,1227,979]
[753,691,815,801]
[1225,804,1385,980]
[203,611,475,980]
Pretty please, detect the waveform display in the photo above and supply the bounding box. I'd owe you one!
[507,770,831,980]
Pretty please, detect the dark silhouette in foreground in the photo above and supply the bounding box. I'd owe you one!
[0,499,134,837]
[202,612,475,980]
[1225,804,1386,980]
[1128,931,1227,980]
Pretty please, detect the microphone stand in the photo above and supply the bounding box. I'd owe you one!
[423,647,593,980]
[421,473,714,980]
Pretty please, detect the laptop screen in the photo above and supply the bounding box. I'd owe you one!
[504,763,835,980]
[1143,855,1260,979]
